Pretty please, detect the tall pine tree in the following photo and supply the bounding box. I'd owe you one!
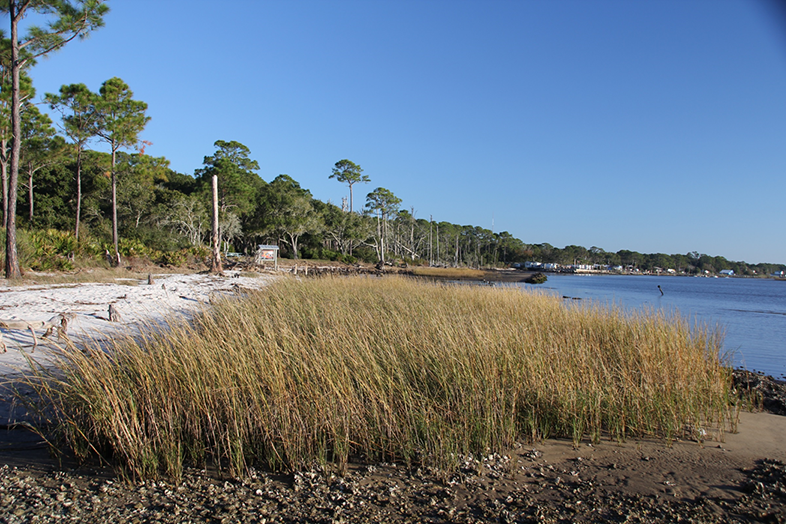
[1,0,107,278]
[46,83,98,240]
[93,77,149,266]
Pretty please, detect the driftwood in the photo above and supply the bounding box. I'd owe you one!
[0,313,75,353]
[108,304,122,323]
[288,265,384,278]
[43,312,76,339]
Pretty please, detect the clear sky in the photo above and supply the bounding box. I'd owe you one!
[17,0,786,264]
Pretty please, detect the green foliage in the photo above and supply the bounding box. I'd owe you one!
[256,174,321,259]
[157,249,187,267]
[27,229,76,270]
[365,187,401,217]
[32,229,77,256]
[316,248,339,261]
[189,245,210,260]
[45,83,98,148]
[0,228,102,271]
[318,201,372,257]
[94,77,150,152]
[351,245,378,264]
[196,139,263,218]
[117,237,151,259]
[19,161,74,230]
[330,159,369,213]
[0,1,108,61]
[162,170,199,195]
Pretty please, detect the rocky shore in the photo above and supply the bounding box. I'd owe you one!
[0,435,784,523]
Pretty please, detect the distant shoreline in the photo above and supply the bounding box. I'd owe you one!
[401,267,786,284]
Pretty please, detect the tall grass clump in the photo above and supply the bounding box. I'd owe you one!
[30,276,732,480]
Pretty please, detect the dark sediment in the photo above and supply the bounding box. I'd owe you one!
[732,369,786,416]
[0,452,784,523]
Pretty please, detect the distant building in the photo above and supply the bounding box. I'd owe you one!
[719,269,734,276]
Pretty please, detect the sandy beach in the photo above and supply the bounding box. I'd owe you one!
[1,271,784,523]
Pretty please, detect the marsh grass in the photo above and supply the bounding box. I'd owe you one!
[408,267,487,279]
[28,276,732,480]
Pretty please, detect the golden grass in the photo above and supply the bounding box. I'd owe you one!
[408,267,487,279]
[27,276,733,480]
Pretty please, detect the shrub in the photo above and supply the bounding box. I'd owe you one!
[158,249,187,267]
[117,237,151,259]
[320,249,340,261]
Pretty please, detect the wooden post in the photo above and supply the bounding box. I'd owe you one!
[211,173,222,273]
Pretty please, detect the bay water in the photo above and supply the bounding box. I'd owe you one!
[515,274,786,379]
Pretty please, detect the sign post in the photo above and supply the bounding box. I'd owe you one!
[255,245,279,270]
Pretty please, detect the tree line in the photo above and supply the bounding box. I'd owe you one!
[2,2,783,278]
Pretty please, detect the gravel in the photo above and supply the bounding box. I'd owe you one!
[1,452,785,523]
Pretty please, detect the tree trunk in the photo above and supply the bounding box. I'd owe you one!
[211,174,222,273]
[436,224,439,265]
[289,232,299,260]
[410,222,415,261]
[380,212,386,264]
[75,146,82,241]
[28,166,33,222]
[1,138,8,229]
[429,219,432,265]
[111,147,120,266]
[6,2,22,278]
[375,211,382,263]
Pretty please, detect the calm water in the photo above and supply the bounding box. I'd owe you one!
[515,274,786,379]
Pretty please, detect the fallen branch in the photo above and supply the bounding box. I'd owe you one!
[0,313,75,353]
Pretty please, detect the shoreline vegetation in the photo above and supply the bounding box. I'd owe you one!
[26,275,734,481]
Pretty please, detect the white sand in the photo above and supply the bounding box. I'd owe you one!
[0,271,276,378]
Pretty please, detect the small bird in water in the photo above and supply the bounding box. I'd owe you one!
[658,285,664,296]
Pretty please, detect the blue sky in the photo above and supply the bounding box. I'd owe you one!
[18,0,786,264]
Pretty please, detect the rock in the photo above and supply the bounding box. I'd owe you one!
[733,370,786,416]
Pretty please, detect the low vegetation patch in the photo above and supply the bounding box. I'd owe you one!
[29,276,733,480]
[408,266,487,279]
